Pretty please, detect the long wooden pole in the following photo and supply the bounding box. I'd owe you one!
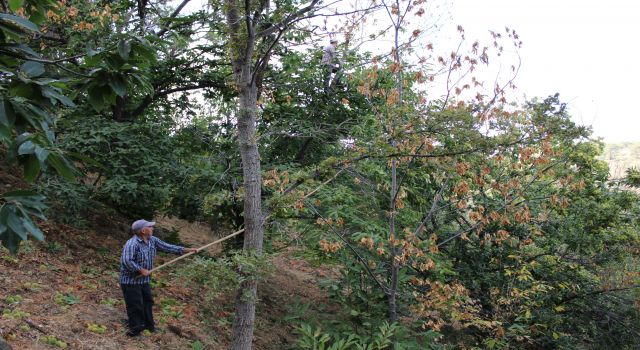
[144,168,346,276]
[146,228,245,274]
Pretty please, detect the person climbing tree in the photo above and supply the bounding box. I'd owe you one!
[322,38,340,94]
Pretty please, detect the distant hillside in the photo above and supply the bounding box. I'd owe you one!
[601,142,640,179]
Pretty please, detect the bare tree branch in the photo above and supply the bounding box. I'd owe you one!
[155,0,192,37]
[413,175,450,237]
[560,284,640,304]
[131,80,225,118]
[255,0,321,38]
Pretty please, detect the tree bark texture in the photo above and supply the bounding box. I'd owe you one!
[230,79,263,350]
[388,0,403,326]
[224,0,319,346]
[227,1,263,346]
[388,154,398,323]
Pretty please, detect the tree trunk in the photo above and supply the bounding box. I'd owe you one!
[388,152,398,323]
[223,0,319,345]
[112,95,128,122]
[230,71,263,350]
[225,0,263,345]
[388,2,403,326]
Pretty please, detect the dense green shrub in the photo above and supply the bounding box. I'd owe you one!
[58,117,178,218]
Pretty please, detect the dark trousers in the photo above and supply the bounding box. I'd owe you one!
[324,64,339,93]
[121,283,154,332]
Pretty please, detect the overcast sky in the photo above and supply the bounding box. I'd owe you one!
[448,0,640,143]
[179,0,639,143]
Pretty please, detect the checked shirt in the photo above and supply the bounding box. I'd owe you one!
[119,235,184,284]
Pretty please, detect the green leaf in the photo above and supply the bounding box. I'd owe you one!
[0,125,10,142]
[17,140,35,155]
[6,43,40,58]
[84,54,102,67]
[5,133,25,161]
[0,13,39,33]
[0,60,17,72]
[35,146,49,162]
[14,197,42,216]
[0,22,25,39]
[20,216,44,241]
[27,7,46,25]
[8,0,24,12]
[4,194,43,202]
[23,155,40,182]
[32,78,58,86]
[20,103,52,130]
[6,211,27,240]
[44,129,54,143]
[118,40,131,60]
[47,153,76,180]
[103,89,116,105]
[131,73,153,93]
[3,190,45,203]
[9,82,35,98]
[41,86,75,107]
[5,192,47,221]
[21,60,45,78]
[132,38,156,61]
[86,43,100,57]
[108,75,127,97]
[87,85,105,110]
[0,98,16,127]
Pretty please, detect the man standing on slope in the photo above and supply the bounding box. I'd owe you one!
[119,219,197,337]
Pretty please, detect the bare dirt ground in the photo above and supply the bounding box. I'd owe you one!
[0,213,334,349]
[154,216,223,253]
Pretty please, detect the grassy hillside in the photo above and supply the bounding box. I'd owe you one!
[0,162,335,349]
[0,218,332,349]
[601,142,640,179]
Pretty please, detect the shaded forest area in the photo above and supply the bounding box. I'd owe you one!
[1,0,639,349]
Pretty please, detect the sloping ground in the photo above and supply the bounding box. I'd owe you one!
[155,216,224,251]
[0,212,334,349]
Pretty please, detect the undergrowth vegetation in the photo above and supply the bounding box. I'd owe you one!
[0,0,639,349]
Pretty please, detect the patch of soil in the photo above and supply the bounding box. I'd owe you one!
[154,216,222,254]
[0,222,216,349]
[0,159,338,349]
[0,160,29,194]
[1,219,337,349]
